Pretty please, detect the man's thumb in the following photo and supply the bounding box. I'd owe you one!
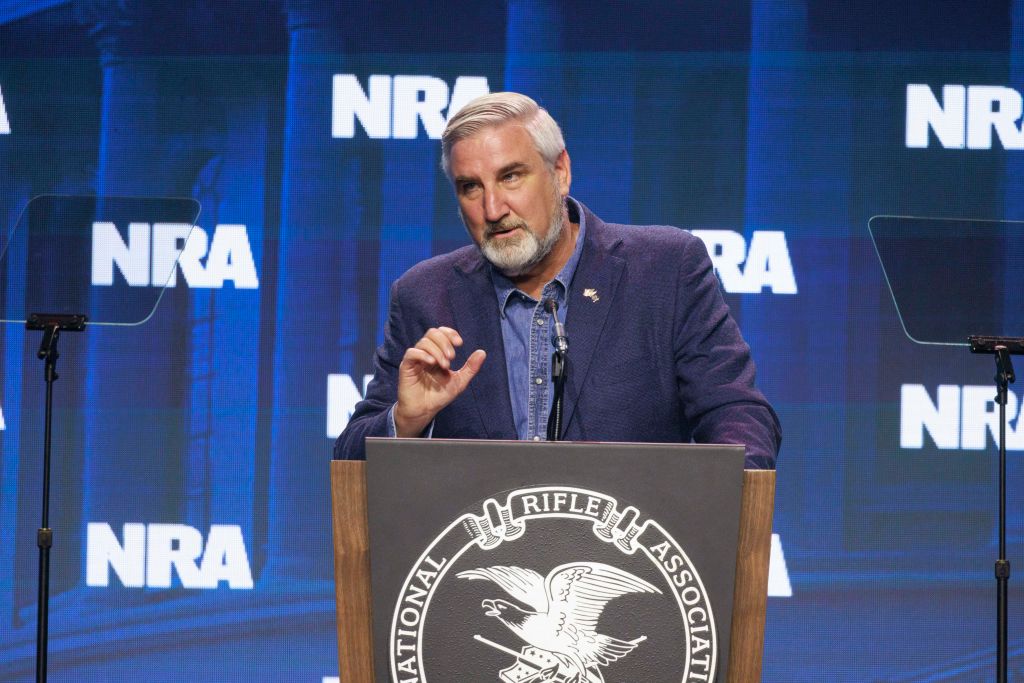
[457,349,487,382]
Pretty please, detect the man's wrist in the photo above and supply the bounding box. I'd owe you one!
[391,404,433,438]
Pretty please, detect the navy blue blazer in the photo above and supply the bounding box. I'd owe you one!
[334,202,781,468]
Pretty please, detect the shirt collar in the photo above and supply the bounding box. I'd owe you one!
[491,197,587,317]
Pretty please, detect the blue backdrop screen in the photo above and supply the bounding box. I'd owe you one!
[1,1,1022,681]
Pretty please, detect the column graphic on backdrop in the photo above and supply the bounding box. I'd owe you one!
[0,175,30,635]
[84,7,196,606]
[78,0,264,622]
[505,0,638,222]
[183,78,269,575]
[267,1,368,582]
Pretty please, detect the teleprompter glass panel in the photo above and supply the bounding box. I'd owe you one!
[0,195,201,326]
[869,215,1024,347]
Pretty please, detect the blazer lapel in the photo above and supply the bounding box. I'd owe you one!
[449,254,517,439]
[561,210,626,435]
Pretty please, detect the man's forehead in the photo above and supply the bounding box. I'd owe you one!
[449,123,540,173]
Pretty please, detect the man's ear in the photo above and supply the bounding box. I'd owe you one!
[554,149,572,197]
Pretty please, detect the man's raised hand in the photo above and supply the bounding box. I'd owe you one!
[393,326,486,437]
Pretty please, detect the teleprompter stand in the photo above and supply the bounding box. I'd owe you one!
[969,336,1024,683]
[27,313,86,683]
[2,195,201,683]
[870,215,1024,683]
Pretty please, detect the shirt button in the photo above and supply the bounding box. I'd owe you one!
[535,318,544,326]
[534,377,543,385]
[533,435,541,441]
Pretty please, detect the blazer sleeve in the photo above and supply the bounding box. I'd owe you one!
[333,280,409,460]
[672,234,782,469]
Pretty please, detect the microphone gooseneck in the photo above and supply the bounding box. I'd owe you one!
[544,298,568,442]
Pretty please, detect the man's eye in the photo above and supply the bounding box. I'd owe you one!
[503,173,520,183]
[461,183,479,194]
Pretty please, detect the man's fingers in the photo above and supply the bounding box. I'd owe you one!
[403,327,470,375]
[402,347,438,369]
[436,326,464,346]
[415,334,451,369]
[423,327,460,364]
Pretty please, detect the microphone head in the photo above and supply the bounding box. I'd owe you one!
[543,298,558,315]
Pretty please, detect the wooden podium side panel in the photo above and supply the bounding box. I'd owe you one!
[727,470,776,683]
[330,461,374,683]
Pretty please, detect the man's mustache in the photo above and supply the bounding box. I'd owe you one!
[485,218,529,238]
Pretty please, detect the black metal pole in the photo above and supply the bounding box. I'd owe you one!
[26,313,85,683]
[994,345,1013,683]
[35,325,60,683]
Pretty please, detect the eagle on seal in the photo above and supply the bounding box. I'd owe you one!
[457,562,660,682]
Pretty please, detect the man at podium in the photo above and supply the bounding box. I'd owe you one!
[334,92,780,468]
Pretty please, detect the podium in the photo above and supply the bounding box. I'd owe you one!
[331,447,775,683]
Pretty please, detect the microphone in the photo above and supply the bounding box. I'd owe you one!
[544,298,568,354]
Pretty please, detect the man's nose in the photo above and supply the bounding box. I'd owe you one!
[482,187,508,223]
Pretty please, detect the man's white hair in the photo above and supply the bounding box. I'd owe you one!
[441,92,565,179]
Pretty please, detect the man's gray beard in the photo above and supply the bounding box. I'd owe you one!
[478,196,566,278]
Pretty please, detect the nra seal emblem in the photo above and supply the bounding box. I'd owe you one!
[388,486,716,682]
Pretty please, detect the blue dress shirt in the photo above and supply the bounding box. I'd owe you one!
[490,199,586,440]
